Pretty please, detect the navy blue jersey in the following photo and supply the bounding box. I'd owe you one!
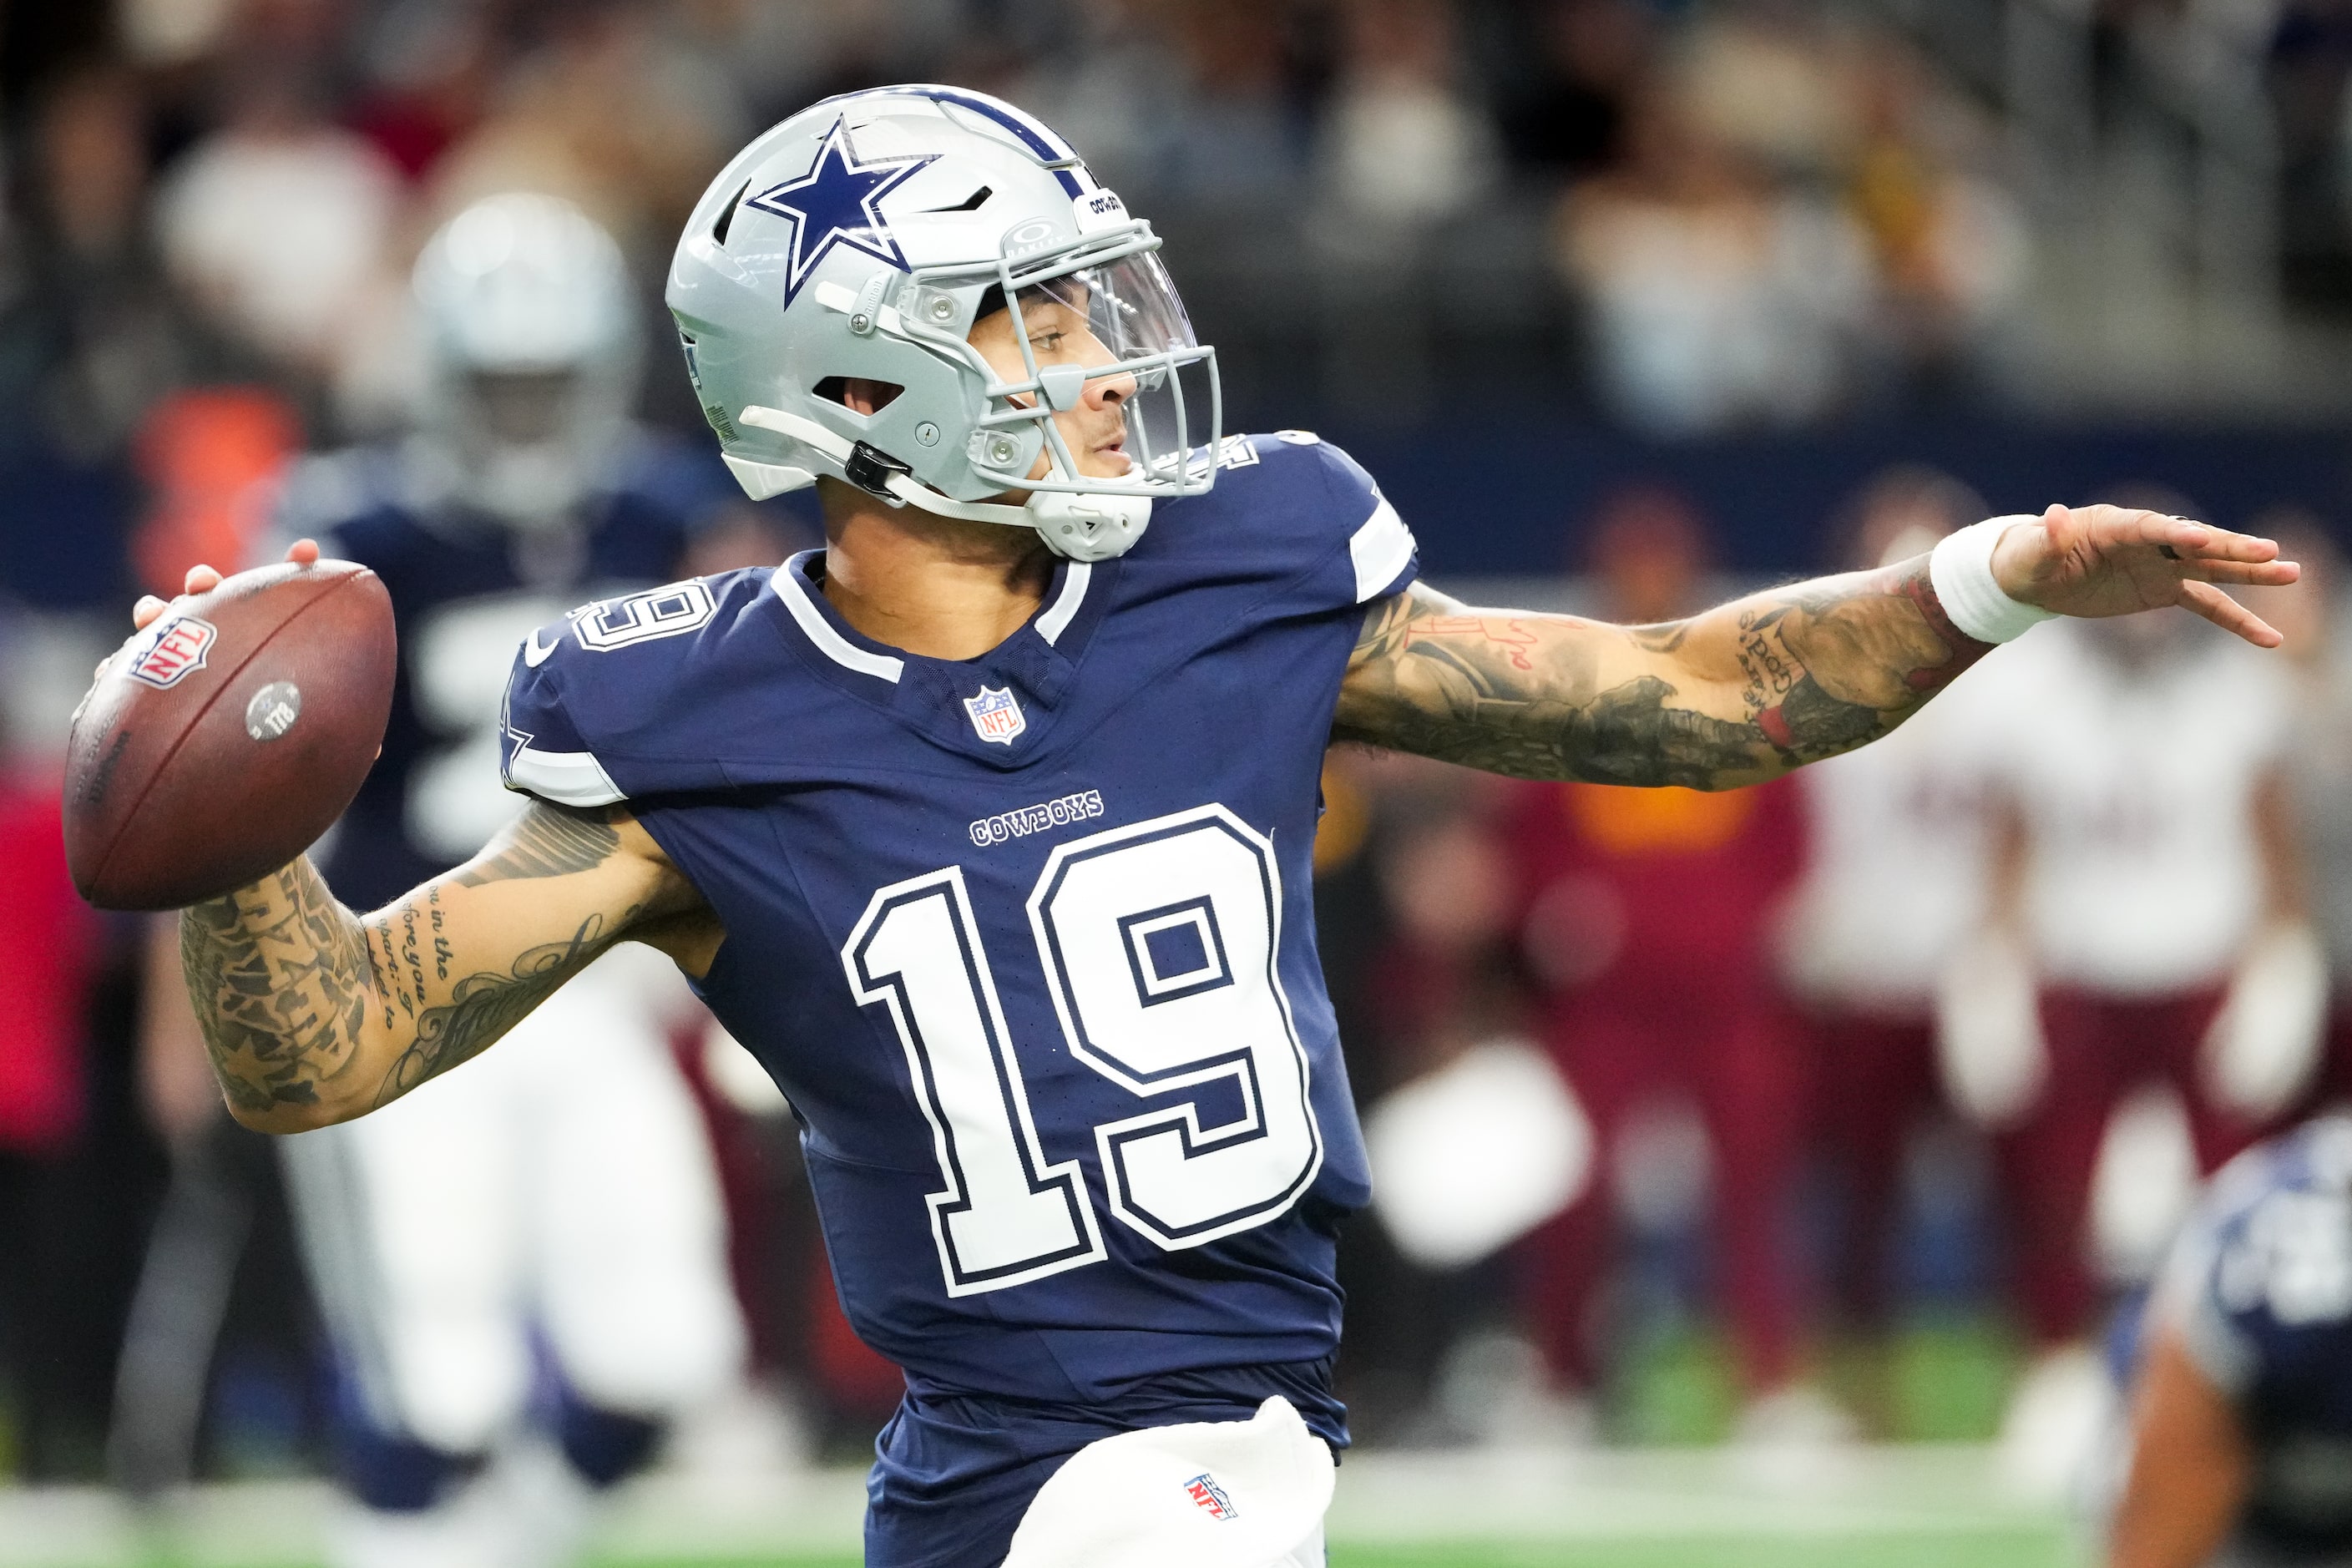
[287,434,727,909]
[2164,1114,2352,1556]
[499,432,1417,1434]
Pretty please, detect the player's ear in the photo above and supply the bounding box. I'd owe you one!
[814,376,903,417]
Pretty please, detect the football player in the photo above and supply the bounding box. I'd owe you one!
[132,89,2299,1566]
[2110,1114,2352,1568]
[268,194,751,1568]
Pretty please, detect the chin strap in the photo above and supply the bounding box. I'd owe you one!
[734,406,1031,524]
[732,405,1151,562]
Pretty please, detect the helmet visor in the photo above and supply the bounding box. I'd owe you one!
[1028,252,1196,364]
[982,251,1219,496]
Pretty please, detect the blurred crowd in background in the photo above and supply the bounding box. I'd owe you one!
[5,0,2352,1518]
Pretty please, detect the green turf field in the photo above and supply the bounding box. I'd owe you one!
[581,1544,2075,1568]
[578,1537,2076,1568]
[3,1318,2069,1568]
[4,1518,2084,1567]
[0,1440,2079,1568]
[1329,1545,2072,1568]
[571,1548,2072,1568]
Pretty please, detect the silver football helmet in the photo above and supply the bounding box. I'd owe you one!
[412,193,643,530]
[665,85,1220,561]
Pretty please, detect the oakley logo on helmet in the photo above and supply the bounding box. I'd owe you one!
[1005,218,1060,253]
[746,118,938,307]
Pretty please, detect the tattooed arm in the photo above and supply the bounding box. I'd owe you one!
[1334,503,2299,786]
[179,802,717,1133]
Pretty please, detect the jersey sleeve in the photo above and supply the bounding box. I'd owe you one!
[1298,436,1419,609]
[499,631,630,808]
[498,573,761,807]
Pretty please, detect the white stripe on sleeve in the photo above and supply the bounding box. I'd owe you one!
[505,743,627,808]
[1348,496,1418,604]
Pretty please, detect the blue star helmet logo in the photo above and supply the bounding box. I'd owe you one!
[745,118,938,308]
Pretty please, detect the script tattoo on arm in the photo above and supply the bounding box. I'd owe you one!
[369,910,631,1105]
[178,800,645,1128]
[1332,556,1993,788]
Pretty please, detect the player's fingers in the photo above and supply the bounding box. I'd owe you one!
[2188,559,2302,588]
[284,538,320,566]
[2177,579,2284,648]
[131,594,169,631]
[180,564,224,596]
[2150,513,2282,564]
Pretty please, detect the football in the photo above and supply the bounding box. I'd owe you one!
[63,559,397,911]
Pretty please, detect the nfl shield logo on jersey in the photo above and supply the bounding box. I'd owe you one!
[964,685,1026,746]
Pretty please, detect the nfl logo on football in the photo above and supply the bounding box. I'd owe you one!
[1182,1473,1239,1522]
[963,685,1026,746]
[129,616,218,690]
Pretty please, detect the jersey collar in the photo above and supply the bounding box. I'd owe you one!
[765,549,1098,683]
[770,552,906,682]
[762,550,1112,764]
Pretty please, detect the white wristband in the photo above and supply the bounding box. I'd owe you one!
[1929,516,2059,645]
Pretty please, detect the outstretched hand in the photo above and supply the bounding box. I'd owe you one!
[1990,504,2299,648]
[129,539,321,633]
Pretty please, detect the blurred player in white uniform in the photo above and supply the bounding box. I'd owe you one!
[1778,468,2000,1427]
[2244,516,2352,1115]
[1965,528,2309,1490]
[274,196,748,1568]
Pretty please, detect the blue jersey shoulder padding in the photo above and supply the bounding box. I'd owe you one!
[498,434,1416,1435]
[2165,1114,2352,1556]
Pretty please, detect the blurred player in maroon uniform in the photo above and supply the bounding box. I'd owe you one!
[1511,487,1813,1431]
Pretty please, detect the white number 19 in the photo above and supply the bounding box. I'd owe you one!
[842,806,1324,1297]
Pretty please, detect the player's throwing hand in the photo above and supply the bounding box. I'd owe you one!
[1989,504,2299,647]
[129,538,322,633]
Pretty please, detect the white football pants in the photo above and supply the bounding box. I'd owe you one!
[281,943,746,1454]
[1002,1396,1335,1568]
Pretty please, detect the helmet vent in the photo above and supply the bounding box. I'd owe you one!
[711,180,752,247]
[816,377,904,415]
[923,185,994,215]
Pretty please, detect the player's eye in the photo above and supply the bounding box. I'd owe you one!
[1032,330,1065,353]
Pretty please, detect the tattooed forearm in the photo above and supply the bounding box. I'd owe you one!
[1333,557,1994,788]
[175,799,676,1131]
[371,912,627,1105]
[453,802,621,887]
[180,860,373,1118]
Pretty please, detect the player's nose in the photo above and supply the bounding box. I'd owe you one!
[1084,367,1136,410]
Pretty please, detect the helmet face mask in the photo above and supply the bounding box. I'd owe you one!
[909,245,1218,502]
[667,87,1223,561]
[444,367,604,527]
